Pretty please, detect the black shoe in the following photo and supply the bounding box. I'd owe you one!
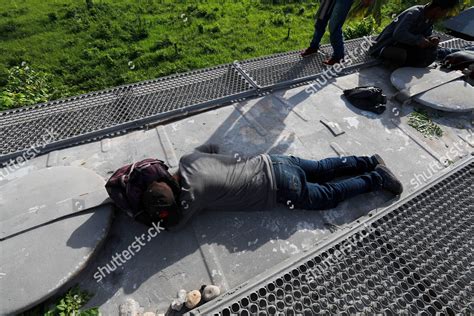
[301,46,319,58]
[375,165,403,195]
[372,154,386,167]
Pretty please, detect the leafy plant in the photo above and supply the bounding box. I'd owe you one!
[343,17,375,39]
[0,63,55,110]
[46,287,98,316]
[408,109,444,138]
[18,286,99,316]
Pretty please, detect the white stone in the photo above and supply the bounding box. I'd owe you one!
[203,285,221,301]
[171,299,184,311]
[119,298,143,316]
[171,289,187,311]
[177,289,187,301]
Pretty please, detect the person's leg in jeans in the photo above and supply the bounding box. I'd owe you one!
[274,155,378,183]
[271,155,398,211]
[310,14,331,49]
[299,171,384,210]
[328,0,354,60]
[438,45,474,59]
[270,156,383,210]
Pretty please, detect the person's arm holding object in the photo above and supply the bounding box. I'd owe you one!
[428,35,440,47]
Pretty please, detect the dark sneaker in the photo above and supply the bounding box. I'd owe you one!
[323,57,343,66]
[375,165,403,195]
[371,154,386,167]
[301,47,319,58]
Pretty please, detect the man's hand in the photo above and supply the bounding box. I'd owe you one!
[428,36,440,47]
[361,0,374,7]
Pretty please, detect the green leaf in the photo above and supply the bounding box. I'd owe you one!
[79,307,100,316]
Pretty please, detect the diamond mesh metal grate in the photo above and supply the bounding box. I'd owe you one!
[439,37,474,49]
[0,65,253,160]
[432,30,454,43]
[195,158,473,316]
[0,35,467,164]
[239,38,376,88]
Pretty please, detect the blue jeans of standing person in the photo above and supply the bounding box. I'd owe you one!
[310,0,354,60]
[270,155,383,210]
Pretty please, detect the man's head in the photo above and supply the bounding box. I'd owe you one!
[141,181,180,227]
[426,0,459,21]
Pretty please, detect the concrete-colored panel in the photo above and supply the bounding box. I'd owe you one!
[78,212,212,315]
[390,67,463,98]
[415,80,474,112]
[0,206,113,315]
[0,166,108,239]
[2,64,472,315]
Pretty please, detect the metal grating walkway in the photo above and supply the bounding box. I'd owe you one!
[239,38,375,89]
[439,37,474,49]
[0,65,255,162]
[1,37,472,164]
[194,157,473,316]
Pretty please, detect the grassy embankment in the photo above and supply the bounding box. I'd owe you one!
[0,0,400,110]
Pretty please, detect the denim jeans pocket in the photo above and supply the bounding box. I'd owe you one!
[286,171,301,192]
[274,164,303,207]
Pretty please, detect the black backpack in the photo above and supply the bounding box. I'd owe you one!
[343,86,387,114]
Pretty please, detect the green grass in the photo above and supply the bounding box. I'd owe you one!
[0,0,413,109]
[408,108,444,138]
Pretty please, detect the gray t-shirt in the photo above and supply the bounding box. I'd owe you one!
[173,144,277,229]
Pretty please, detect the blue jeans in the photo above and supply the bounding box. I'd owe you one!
[437,45,474,59]
[270,155,383,210]
[310,0,354,59]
